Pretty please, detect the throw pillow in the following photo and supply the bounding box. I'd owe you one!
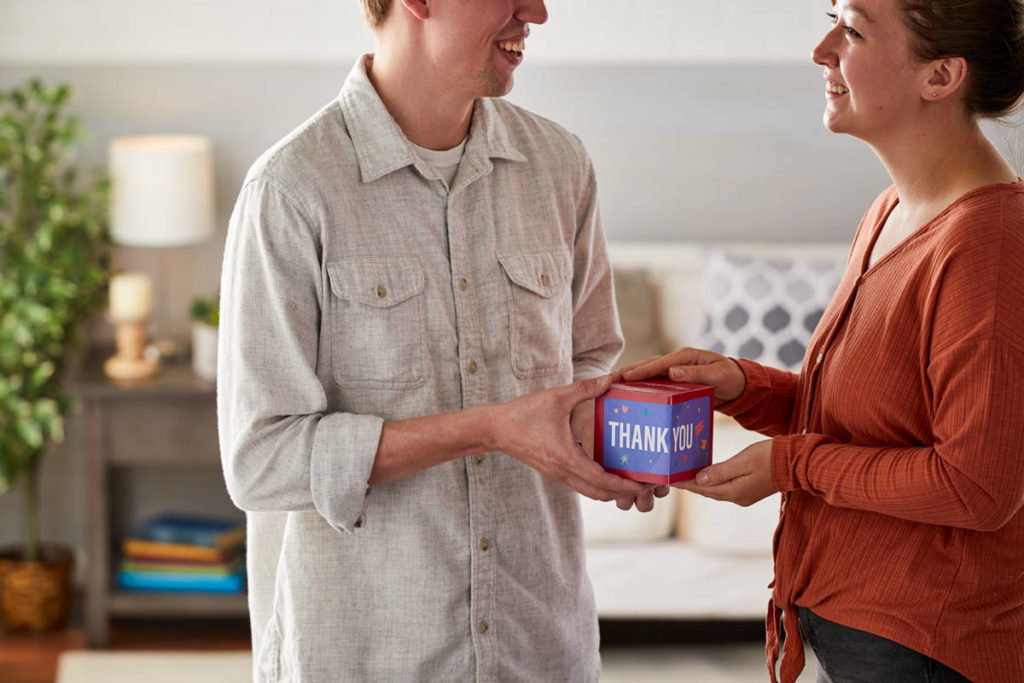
[612,266,662,370]
[698,249,845,372]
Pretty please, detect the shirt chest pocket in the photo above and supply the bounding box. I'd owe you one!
[498,251,573,379]
[326,258,427,388]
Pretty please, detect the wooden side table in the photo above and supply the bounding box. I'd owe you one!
[74,357,248,648]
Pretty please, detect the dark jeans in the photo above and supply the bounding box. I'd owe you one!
[797,606,972,683]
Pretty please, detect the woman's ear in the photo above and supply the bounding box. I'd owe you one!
[923,56,968,101]
[399,0,430,21]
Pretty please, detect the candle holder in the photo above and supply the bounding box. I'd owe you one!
[103,317,160,384]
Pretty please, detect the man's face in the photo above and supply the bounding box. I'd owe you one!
[427,0,548,100]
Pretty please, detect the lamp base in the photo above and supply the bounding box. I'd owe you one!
[103,355,160,385]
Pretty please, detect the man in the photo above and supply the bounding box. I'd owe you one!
[218,0,650,679]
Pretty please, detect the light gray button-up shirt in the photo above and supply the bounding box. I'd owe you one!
[218,56,623,682]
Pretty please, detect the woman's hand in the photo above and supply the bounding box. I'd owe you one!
[618,347,746,407]
[675,439,777,507]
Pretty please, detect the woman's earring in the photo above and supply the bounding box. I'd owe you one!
[931,91,938,97]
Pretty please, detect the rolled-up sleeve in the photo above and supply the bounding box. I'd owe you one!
[218,175,381,534]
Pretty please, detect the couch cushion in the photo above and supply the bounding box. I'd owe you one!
[699,248,845,371]
[612,266,662,369]
[580,489,679,543]
[676,418,780,555]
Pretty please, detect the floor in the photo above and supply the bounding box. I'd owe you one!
[1,615,815,683]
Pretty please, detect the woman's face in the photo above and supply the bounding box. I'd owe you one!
[812,0,932,142]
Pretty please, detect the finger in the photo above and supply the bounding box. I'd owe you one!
[615,355,663,377]
[653,485,671,498]
[616,496,636,510]
[620,358,674,382]
[568,374,613,406]
[634,489,655,513]
[570,454,649,497]
[621,350,702,382]
[667,362,728,388]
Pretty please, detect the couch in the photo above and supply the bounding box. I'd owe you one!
[581,240,850,620]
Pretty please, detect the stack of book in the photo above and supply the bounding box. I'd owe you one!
[117,513,246,593]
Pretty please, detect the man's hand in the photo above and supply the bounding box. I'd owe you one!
[615,485,671,512]
[490,376,649,502]
[619,347,746,407]
[675,439,777,507]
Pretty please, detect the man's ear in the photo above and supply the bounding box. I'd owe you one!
[399,0,429,21]
[923,56,968,101]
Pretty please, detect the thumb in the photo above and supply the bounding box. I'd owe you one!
[571,374,612,404]
[693,459,740,486]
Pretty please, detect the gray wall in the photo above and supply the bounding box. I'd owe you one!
[0,60,1020,578]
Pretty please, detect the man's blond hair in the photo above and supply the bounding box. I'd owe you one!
[361,0,392,28]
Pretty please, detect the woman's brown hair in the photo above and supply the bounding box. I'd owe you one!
[899,0,1024,117]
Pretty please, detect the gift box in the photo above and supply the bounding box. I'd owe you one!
[594,379,714,485]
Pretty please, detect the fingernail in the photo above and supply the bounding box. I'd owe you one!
[697,471,710,485]
[669,367,684,380]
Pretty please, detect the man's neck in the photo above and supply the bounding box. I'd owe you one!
[366,52,474,151]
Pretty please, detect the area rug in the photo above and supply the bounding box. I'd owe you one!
[56,651,252,683]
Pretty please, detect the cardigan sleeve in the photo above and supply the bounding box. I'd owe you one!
[716,358,799,437]
[771,193,1024,531]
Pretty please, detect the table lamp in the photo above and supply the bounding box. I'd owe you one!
[104,135,215,384]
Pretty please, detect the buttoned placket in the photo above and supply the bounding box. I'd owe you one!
[445,172,500,680]
[774,274,863,605]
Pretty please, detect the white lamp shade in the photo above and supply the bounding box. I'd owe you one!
[109,135,215,247]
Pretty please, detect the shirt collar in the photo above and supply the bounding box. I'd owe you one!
[338,55,527,185]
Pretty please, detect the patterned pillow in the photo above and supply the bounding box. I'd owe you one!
[699,249,845,371]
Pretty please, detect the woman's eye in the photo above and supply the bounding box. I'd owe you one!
[825,12,862,39]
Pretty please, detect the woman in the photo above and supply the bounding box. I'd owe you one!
[622,1,1024,681]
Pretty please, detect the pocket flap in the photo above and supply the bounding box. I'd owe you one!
[327,258,424,307]
[498,251,570,298]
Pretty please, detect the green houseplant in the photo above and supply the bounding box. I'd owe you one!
[189,293,219,382]
[0,78,110,630]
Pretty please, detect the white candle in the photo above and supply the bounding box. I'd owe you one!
[109,272,153,320]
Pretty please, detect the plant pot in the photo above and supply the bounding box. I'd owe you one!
[191,321,218,382]
[0,543,74,632]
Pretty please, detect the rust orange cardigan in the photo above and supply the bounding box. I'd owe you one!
[720,181,1024,683]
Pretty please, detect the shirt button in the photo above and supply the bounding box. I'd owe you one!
[801,428,808,435]
[376,284,387,299]
[458,278,468,291]
[468,360,478,374]
[479,537,490,551]
[475,454,485,465]
[478,620,489,635]
[540,273,550,287]
[816,352,824,364]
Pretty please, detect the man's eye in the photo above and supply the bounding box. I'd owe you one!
[826,11,839,24]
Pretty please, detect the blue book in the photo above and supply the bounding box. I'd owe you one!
[133,513,245,550]
[117,568,245,593]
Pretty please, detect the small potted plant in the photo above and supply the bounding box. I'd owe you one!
[0,79,110,631]
[189,294,218,382]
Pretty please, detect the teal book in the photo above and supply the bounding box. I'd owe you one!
[116,569,245,593]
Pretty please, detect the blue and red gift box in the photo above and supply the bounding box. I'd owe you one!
[594,379,714,485]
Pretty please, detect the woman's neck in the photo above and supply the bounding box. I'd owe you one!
[872,116,1017,215]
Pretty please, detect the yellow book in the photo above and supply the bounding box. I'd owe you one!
[122,538,238,563]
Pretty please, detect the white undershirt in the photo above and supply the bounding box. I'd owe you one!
[410,139,467,188]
